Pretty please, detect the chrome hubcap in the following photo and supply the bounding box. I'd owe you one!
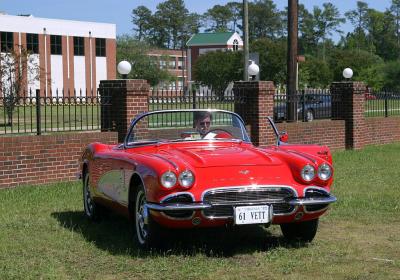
[84,176,94,216]
[136,190,148,244]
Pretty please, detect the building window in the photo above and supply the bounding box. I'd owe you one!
[50,35,62,55]
[168,59,176,69]
[178,57,185,69]
[26,33,39,54]
[233,39,239,51]
[95,38,106,57]
[74,37,84,56]
[159,60,167,69]
[178,77,184,90]
[1,32,14,52]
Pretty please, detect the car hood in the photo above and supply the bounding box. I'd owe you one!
[149,143,283,168]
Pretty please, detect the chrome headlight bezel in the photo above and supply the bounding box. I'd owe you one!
[301,164,316,182]
[178,170,195,188]
[160,171,177,189]
[318,163,332,181]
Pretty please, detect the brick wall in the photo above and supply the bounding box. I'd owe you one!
[0,132,118,189]
[276,120,346,150]
[365,117,400,145]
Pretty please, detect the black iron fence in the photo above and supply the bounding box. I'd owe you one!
[365,90,400,117]
[274,89,335,122]
[149,87,235,112]
[0,88,113,135]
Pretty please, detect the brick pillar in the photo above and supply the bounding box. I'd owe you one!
[233,81,276,147]
[99,79,150,143]
[330,81,366,150]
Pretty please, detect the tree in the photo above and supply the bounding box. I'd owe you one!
[155,0,189,49]
[248,0,283,40]
[390,0,400,45]
[204,5,233,32]
[193,50,243,97]
[226,2,242,32]
[381,60,400,90]
[301,56,333,88]
[250,38,287,85]
[313,3,345,60]
[298,4,318,54]
[328,49,383,81]
[344,1,369,50]
[0,48,41,125]
[180,13,202,46]
[116,35,174,86]
[131,6,152,41]
[366,9,399,60]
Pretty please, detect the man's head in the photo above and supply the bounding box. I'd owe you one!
[194,111,212,136]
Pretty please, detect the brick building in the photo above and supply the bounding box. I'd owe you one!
[147,49,187,90]
[0,13,116,96]
[186,32,243,82]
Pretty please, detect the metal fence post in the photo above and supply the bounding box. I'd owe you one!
[36,89,41,135]
[192,86,196,109]
[302,90,306,122]
[384,92,388,118]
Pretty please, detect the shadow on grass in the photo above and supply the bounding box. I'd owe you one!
[52,211,308,257]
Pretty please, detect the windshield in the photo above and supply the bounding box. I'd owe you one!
[125,110,250,146]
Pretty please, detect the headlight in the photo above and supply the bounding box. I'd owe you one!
[178,170,195,188]
[301,165,315,182]
[318,163,332,181]
[160,171,177,189]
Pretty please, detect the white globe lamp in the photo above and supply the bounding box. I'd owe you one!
[343,68,353,79]
[117,60,132,79]
[248,60,260,80]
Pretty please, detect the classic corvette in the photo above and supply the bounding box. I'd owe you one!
[80,109,336,248]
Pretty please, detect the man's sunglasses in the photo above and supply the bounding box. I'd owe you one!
[200,121,211,126]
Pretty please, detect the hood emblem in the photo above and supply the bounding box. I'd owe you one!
[239,170,250,175]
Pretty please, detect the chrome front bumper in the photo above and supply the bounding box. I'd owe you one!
[146,194,337,212]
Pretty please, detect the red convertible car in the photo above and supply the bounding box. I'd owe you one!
[80,109,336,248]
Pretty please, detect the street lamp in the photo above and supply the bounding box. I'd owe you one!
[117,60,132,79]
[248,60,259,80]
[343,68,353,79]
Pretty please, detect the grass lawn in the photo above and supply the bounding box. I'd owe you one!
[0,144,400,279]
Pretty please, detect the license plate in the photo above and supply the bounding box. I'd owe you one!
[234,205,272,225]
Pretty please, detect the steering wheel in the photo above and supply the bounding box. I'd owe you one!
[203,129,233,139]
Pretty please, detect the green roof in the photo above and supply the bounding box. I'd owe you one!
[186,32,235,46]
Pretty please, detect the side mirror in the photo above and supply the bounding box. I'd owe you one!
[279,132,289,143]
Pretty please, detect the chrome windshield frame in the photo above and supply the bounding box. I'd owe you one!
[124,109,251,148]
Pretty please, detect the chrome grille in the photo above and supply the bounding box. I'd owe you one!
[203,187,294,205]
[202,186,296,218]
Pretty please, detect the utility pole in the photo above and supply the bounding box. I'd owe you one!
[243,0,249,81]
[287,0,298,121]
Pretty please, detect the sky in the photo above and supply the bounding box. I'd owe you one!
[0,0,394,38]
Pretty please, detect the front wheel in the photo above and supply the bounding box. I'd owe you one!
[280,219,319,242]
[83,173,102,221]
[132,185,162,248]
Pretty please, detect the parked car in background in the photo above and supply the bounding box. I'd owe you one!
[274,94,332,122]
[80,109,336,248]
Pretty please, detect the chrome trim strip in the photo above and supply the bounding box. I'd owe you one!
[160,192,195,203]
[303,186,331,197]
[145,202,212,211]
[302,187,334,214]
[200,185,299,201]
[159,192,197,220]
[303,205,329,214]
[288,195,337,206]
